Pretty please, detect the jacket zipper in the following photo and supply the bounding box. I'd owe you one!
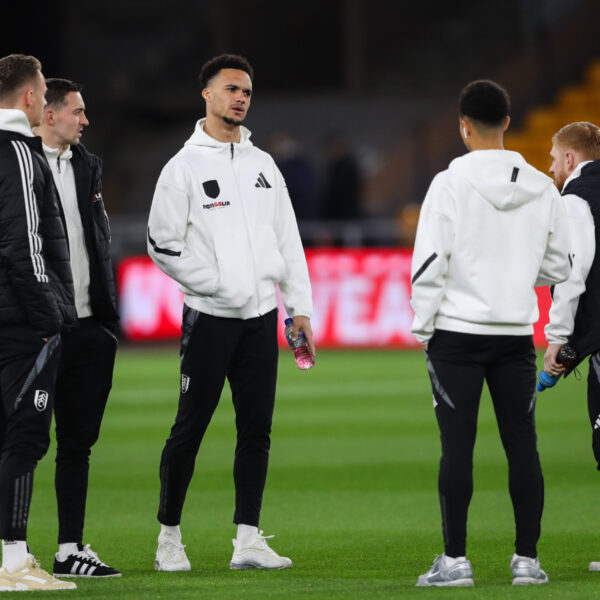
[230,143,262,315]
[57,156,61,174]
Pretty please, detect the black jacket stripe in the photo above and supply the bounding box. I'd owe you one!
[148,228,181,257]
[411,252,438,284]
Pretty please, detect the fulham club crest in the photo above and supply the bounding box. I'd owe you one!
[34,390,49,412]
[181,374,190,394]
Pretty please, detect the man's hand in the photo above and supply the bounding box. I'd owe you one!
[292,315,315,357]
[544,343,566,376]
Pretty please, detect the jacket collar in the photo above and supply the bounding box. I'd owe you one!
[184,118,253,151]
[562,160,592,193]
[42,142,73,162]
[0,109,34,137]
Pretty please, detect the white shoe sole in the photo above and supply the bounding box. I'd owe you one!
[513,577,548,585]
[590,562,600,571]
[154,559,191,572]
[229,560,292,571]
[53,572,122,578]
[415,578,473,587]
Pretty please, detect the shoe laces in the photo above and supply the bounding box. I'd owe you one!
[77,544,108,567]
[160,538,187,559]
[252,530,277,553]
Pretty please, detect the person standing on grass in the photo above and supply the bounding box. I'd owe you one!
[543,122,600,572]
[410,79,571,587]
[35,78,120,579]
[0,54,76,592]
[147,53,314,572]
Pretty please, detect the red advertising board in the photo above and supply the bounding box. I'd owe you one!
[117,250,552,347]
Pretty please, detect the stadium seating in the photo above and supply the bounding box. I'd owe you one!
[505,59,600,172]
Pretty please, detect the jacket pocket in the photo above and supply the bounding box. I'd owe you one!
[212,229,252,308]
[253,226,286,283]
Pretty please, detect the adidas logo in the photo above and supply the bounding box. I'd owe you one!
[255,172,272,188]
[594,416,600,430]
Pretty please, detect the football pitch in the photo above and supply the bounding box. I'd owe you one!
[27,347,600,598]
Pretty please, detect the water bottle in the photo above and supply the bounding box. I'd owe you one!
[284,317,314,370]
[537,345,577,392]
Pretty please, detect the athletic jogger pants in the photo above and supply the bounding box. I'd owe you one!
[0,326,61,541]
[425,329,543,559]
[158,306,278,528]
[54,317,117,544]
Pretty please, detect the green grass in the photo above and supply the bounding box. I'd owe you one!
[24,347,600,598]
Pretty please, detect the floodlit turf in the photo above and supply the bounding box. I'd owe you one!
[24,347,600,598]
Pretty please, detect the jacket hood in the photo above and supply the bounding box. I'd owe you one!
[184,118,253,150]
[449,149,553,210]
[0,108,34,137]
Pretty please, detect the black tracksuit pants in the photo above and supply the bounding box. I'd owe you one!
[158,306,278,528]
[425,330,543,559]
[0,326,61,541]
[586,353,600,468]
[54,317,117,544]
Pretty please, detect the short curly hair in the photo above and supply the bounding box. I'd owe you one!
[0,54,42,102]
[199,54,253,89]
[459,79,510,127]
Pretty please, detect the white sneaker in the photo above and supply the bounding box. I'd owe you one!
[590,561,600,571]
[229,530,292,570]
[0,555,76,591]
[155,538,191,572]
[416,553,474,587]
[511,554,548,585]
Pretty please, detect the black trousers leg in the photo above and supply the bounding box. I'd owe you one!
[157,308,240,526]
[229,310,278,526]
[54,318,117,544]
[426,334,485,557]
[0,329,61,540]
[486,337,542,558]
[587,353,600,469]
[426,330,542,558]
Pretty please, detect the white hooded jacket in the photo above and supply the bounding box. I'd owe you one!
[411,149,570,343]
[147,119,312,320]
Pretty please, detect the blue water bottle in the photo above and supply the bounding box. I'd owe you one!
[536,345,577,392]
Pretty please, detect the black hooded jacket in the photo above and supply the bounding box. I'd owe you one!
[563,160,600,372]
[69,143,118,328]
[0,127,75,337]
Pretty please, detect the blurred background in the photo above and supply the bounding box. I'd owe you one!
[3,0,600,344]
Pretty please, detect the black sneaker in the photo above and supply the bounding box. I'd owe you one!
[53,544,121,578]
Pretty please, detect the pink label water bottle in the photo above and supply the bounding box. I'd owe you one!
[284,317,314,370]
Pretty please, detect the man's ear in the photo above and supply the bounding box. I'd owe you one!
[565,151,576,172]
[43,107,54,125]
[201,88,210,103]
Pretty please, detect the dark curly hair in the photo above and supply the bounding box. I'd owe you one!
[459,79,510,127]
[199,54,253,89]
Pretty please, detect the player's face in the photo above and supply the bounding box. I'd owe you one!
[549,144,570,191]
[51,91,89,146]
[203,68,252,127]
[27,71,47,128]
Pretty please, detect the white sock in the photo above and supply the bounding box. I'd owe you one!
[236,524,258,546]
[1,540,28,573]
[159,524,181,543]
[444,554,467,566]
[58,543,79,561]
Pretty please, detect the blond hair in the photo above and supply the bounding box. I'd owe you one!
[552,121,600,160]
